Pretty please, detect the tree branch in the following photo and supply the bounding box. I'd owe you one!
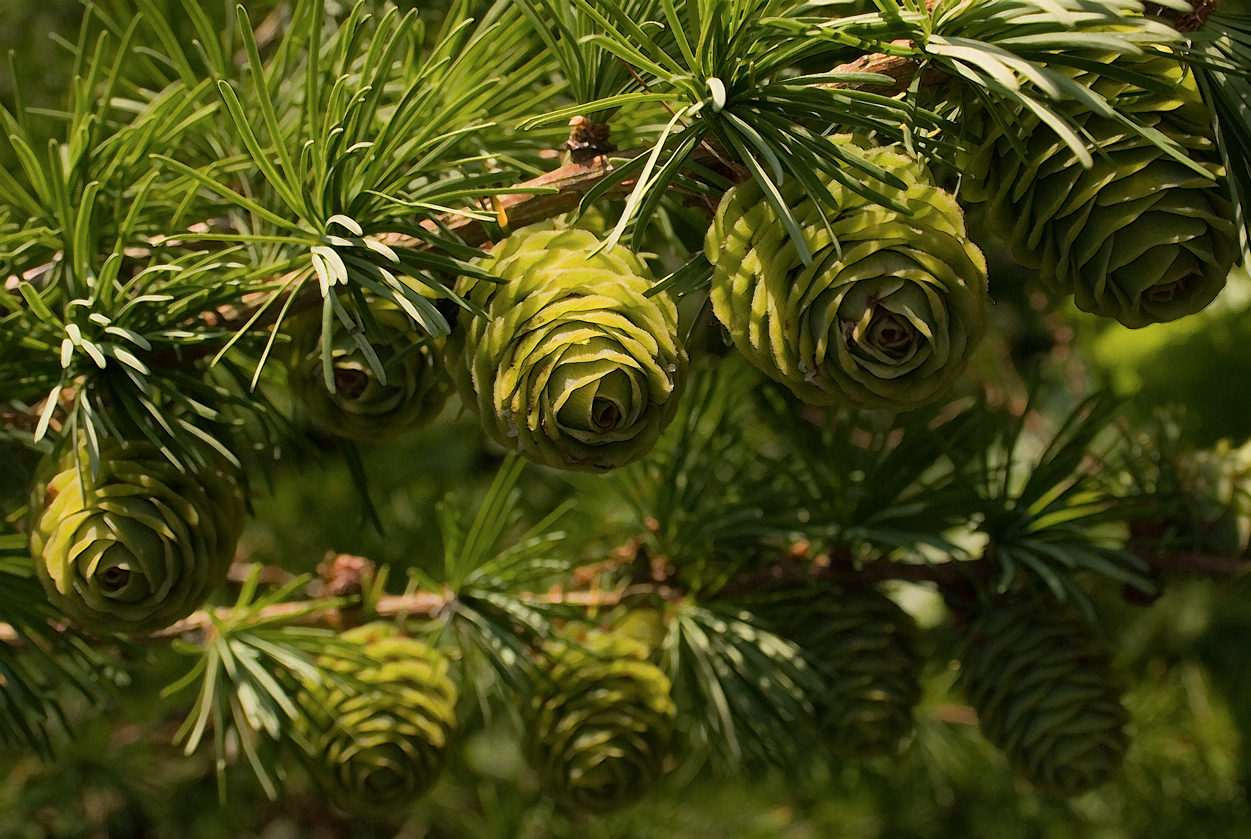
[205,50,933,339]
[0,541,1245,648]
[1131,549,1251,577]
[208,141,730,339]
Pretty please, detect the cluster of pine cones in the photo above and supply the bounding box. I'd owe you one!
[285,587,1133,814]
[18,40,1226,818]
[277,52,1235,472]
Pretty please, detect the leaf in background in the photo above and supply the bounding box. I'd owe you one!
[972,395,1153,606]
[664,603,822,769]
[0,536,115,757]
[604,355,801,593]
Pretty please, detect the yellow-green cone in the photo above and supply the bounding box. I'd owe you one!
[29,439,244,635]
[706,137,987,411]
[958,594,1129,796]
[294,623,457,816]
[448,222,687,472]
[963,53,1237,328]
[286,301,452,442]
[526,630,676,813]
[757,584,922,757]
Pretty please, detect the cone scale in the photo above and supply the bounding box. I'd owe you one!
[294,623,458,816]
[958,593,1130,796]
[963,53,1238,328]
[706,137,986,412]
[525,631,676,813]
[28,439,244,635]
[448,222,687,472]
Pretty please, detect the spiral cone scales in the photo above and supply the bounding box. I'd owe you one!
[958,594,1129,796]
[526,631,676,813]
[448,221,687,472]
[294,623,457,815]
[29,439,244,635]
[286,300,452,442]
[761,585,922,757]
[705,137,987,411]
[963,52,1237,328]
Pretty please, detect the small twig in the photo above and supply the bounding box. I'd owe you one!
[713,553,980,599]
[822,49,945,98]
[713,541,1251,603]
[1145,0,1216,31]
[175,53,937,341]
[564,116,617,162]
[927,703,979,726]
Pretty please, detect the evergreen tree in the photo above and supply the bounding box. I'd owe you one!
[1,0,1251,835]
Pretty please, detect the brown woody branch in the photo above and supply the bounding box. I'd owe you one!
[712,548,985,601]
[702,540,1251,604]
[1131,550,1251,578]
[0,541,1245,648]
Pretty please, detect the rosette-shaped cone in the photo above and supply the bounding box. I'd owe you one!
[760,585,923,757]
[28,439,244,635]
[447,222,687,471]
[286,301,452,442]
[963,53,1237,328]
[958,593,1130,796]
[526,631,676,813]
[705,138,987,411]
[294,623,457,815]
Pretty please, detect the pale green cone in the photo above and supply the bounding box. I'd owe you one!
[958,593,1129,796]
[29,439,244,635]
[525,631,676,813]
[706,138,987,411]
[294,623,457,816]
[964,53,1237,328]
[287,301,452,442]
[448,222,686,472]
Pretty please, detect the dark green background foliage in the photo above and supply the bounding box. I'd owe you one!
[1,0,1251,837]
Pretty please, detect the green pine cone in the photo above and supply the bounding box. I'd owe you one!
[28,439,244,635]
[964,53,1237,328]
[705,137,988,411]
[447,222,687,472]
[958,593,1130,796]
[286,301,452,442]
[294,623,457,816]
[760,585,923,757]
[526,631,676,813]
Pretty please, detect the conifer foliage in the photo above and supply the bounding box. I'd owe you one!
[0,0,1250,832]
